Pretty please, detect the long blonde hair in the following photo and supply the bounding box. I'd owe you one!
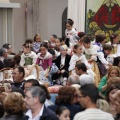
[106,66,120,79]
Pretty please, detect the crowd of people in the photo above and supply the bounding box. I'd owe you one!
[0,18,120,120]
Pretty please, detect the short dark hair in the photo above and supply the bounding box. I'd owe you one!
[83,37,91,44]
[40,42,48,49]
[79,84,99,103]
[66,19,74,26]
[75,63,87,72]
[113,57,120,66]
[24,79,40,87]
[103,44,112,51]
[3,43,11,49]
[13,66,25,77]
[78,32,86,38]
[96,34,106,43]
[51,34,57,39]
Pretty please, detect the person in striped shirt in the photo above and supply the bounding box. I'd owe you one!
[74,84,114,120]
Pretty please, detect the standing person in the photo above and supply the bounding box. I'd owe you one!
[36,42,52,70]
[20,43,37,67]
[48,86,83,120]
[2,92,25,120]
[65,19,77,48]
[74,84,114,120]
[23,86,58,120]
[33,34,42,53]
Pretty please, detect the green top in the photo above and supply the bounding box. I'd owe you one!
[25,57,33,66]
[98,76,107,96]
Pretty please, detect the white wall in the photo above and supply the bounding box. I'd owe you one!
[9,0,68,53]
[39,0,68,40]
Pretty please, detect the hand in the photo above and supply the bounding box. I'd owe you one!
[108,63,112,67]
[61,70,65,73]
[58,70,61,74]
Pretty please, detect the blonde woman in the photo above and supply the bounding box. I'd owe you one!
[98,66,120,96]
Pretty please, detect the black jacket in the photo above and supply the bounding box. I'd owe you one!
[1,114,24,120]
[55,54,71,71]
[22,106,58,120]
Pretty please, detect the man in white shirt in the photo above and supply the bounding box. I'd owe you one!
[75,63,94,86]
[74,84,114,120]
[23,86,58,120]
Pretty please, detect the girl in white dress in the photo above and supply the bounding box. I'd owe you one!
[65,19,77,48]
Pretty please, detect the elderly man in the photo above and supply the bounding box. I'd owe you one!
[74,84,114,120]
[11,66,25,89]
[23,86,58,120]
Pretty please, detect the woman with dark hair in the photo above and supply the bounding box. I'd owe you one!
[48,86,83,120]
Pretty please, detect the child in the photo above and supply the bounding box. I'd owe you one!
[33,34,42,53]
[103,44,113,64]
[94,34,112,77]
[55,38,72,57]
[55,38,63,57]
[50,34,57,48]
[69,44,91,72]
[36,42,52,70]
[56,106,70,120]
[65,19,77,48]
[83,37,100,85]
[52,45,71,85]
[20,43,37,66]
[109,33,120,56]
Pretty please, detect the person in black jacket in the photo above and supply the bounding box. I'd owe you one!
[52,45,71,85]
[23,86,58,120]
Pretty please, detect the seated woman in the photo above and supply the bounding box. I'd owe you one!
[113,56,120,68]
[2,92,25,120]
[48,86,83,120]
[98,66,120,96]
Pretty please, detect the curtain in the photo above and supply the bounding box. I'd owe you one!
[68,0,86,32]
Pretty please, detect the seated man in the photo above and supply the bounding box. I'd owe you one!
[75,63,94,86]
[11,66,25,90]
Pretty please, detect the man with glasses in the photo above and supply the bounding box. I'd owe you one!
[23,86,58,120]
[74,84,114,120]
